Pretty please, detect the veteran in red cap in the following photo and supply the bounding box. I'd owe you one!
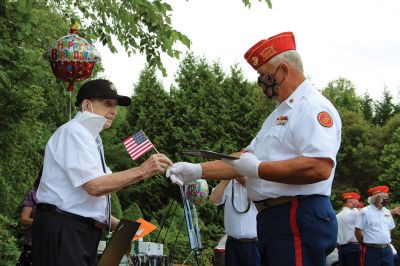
[336,191,361,266]
[355,185,396,266]
[167,32,342,266]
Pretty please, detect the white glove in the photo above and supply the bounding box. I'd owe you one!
[223,152,261,179]
[166,162,202,186]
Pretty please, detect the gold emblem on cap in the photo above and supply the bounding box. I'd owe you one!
[251,56,259,67]
[108,82,117,91]
[260,46,277,60]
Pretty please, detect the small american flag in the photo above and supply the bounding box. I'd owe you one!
[123,130,155,160]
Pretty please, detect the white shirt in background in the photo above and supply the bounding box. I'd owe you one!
[214,180,258,239]
[355,204,395,244]
[337,207,359,245]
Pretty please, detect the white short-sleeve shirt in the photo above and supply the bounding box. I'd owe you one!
[37,112,111,223]
[245,79,342,201]
[214,180,258,239]
[355,204,395,244]
[336,207,360,245]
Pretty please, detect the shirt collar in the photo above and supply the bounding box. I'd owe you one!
[370,204,385,212]
[281,79,311,109]
[74,111,82,120]
[74,111,101,139]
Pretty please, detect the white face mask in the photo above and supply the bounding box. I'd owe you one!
[78,101,107,136]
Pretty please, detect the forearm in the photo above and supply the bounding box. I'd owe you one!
[83,167,147,196]
[201,160,241,180]
[110,216,120,231]
[19,207,33,226]
[258,157,333,184]
[209,180,230,203]
[355,228,363,244]
[19,217,33,226]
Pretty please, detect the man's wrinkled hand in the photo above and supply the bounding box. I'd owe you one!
[223,152,261,179]
[140,153,173,179]
[166,162,202,186]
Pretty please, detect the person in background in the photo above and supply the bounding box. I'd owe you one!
[16,168,42,266]
[32,79,173,266]
[209,177,260,266]
[167,31,342,266]
[336,191,361,266]
[355,185,395,266]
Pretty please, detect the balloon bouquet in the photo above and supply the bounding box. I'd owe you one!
[45,22,101,119]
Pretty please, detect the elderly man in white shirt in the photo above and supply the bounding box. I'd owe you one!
[336,191,361,266]
[209,177,260,266]
[32,79,172,266]
[355,185,395,266]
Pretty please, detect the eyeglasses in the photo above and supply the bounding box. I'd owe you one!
[257,65,281,89]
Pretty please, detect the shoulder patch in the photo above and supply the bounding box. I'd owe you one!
[317,111,333,127]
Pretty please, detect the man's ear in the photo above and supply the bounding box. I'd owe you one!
[280,63,289,76]
[81,99,91,112]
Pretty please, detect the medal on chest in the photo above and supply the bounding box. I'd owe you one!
[275,115,288,126]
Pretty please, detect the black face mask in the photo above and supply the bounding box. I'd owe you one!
[381,198,389,207]
[257,66,284,100]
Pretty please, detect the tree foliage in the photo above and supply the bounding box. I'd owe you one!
[322,78,362,113]
[44,0,270,75]
[373,88,397,126]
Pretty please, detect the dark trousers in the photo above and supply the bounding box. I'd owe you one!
[256,195,337,266]
[338,243,360,266]
[16,245,32,266]
[361,245,394,266]
[32,209,102,266]
[225,238,261,266]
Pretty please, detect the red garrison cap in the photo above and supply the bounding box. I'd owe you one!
[244,32,296,70]
[341,192,360,201]
[368,185,389,196]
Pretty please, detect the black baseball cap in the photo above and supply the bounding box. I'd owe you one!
[75,79,131,107]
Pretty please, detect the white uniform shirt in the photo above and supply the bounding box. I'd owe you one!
[336,207,359,245]
[37,112,111,222]
[245,79,342,201]
[355,204,395,244]
[214,180,258,239]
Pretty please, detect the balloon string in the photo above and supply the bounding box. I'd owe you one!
[68,91,72,120]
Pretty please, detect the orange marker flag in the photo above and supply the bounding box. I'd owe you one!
[133,218,157,241]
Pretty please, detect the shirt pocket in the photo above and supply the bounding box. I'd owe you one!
[265,125,287,142]
[254,125,289,158]
[383,215,393,229]
[366,216,380,227]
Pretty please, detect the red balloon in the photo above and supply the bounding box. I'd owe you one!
[45,25,101,92]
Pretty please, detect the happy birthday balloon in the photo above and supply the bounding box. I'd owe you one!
[185,179,209,205]
[45,23,101,92]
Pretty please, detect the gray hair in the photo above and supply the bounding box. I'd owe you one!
[368,192,385,204]
[268,50,304,74]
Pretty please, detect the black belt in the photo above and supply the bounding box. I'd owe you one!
[37,203,106,230]
[254,195,324,212]
[227,235,258,243]
[365,243,390,249]
[339,242,359,247]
